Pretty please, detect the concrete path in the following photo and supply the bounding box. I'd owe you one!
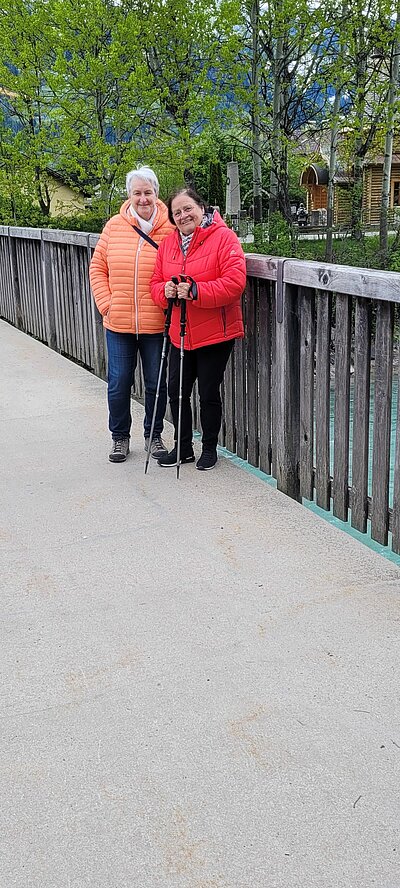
[1,318,400,888]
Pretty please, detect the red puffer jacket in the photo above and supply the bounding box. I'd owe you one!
[150,213,246,350]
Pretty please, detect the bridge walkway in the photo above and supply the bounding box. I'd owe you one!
[1,319,399,888]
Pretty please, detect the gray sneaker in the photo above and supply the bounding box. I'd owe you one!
[144,435,168,460]
[109,437,130,462]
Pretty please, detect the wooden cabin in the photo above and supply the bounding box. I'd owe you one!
[299,164,353,226]
[300,156,400,227]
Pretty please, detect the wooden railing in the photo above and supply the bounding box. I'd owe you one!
[1,225,399,553]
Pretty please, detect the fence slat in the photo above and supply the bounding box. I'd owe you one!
[234,294,247,459]
[333,293,352,520]
[246,278,259,466]
[392,344,400,553]
[87,238,106,379]
[258,280,272,475]
[315,289,332,509]
[275,281,300,500]
[223,347,236,454]
[351,298,371,533]
[299,286,315,500]
[371,301,394,545]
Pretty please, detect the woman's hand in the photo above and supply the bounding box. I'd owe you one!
[164,280,177,300]
[176,281,193,300]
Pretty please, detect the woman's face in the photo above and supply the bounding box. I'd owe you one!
[130,178,157,221]
[171,193,204,235]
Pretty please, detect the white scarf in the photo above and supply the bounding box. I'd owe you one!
[129,204,157,235]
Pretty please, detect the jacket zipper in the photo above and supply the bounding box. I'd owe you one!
[134,238,143,337]
[180,230,201,351]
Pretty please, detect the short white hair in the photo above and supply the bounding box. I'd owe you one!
[126,166,159,197]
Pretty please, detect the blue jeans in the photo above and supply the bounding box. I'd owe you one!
[106,330,167,439]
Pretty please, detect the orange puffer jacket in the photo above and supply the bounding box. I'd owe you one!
[89,198,173,334]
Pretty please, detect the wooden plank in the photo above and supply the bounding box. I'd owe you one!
[299,286,315,501]
[40,236,57,351]
[9,226,42,240]
[9,236,23,330]
[333,293,352,520]
[234,292,247,459]
[391,329,400,552]
[51,242,63,350]
[246,277,259,466]
[392,326,400,552]
[270,295,277,478]
[245,254,278,281]
[244,253,400,304]
[258,280,272,475]
[54,243,69,354]
[87,237,106,379]
[42,228,90,247]
[351,298,371,533]
[70,244,85,364]
[315,289,332,509]
[371,301,394,545]
[77,246,93,368]
[223,345,236,453]
[284,259,400,303]
[275,280,300,500]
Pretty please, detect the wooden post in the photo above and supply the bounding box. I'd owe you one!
[8,231,23,330]
[299,286,315,501]
[87,234,106,380]
[371,301,394,545]
[275,261,300,500]
[40,234,57,351]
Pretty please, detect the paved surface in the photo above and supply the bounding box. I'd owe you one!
[1,318,400,888]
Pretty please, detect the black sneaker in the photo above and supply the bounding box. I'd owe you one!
[109,437,130,462]
[144,434,168,459]
[196,448,217,471]
[158,447,195,467]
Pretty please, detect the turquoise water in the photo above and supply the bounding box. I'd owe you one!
[213,442,400,567]
[334,378,398,507]
[199,381,400,565]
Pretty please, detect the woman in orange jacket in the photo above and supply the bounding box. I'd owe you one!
[89,166,173,463]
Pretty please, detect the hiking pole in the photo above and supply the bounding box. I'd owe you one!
[176,296,187,481]
[144,297,174,474]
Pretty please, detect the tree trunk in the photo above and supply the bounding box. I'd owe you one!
[351,30,366,240]
[250,0,262,223]
[325,88,341,263]
[379,8,400,266]
[269,35,283,216]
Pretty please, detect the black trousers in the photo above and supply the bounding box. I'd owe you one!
[168,339,234,450]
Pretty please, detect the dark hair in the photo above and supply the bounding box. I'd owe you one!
[167,187,206,225]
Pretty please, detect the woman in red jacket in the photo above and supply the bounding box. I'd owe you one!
[151,187,247,470]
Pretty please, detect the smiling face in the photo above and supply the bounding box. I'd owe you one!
[170,192,205,235]
[130,177,157,221]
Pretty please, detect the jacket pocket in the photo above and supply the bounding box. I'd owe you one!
[221,307,227,336]
[104,291,114,319]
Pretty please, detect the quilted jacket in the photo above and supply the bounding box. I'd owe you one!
[150,213,246,350]
[89,198,173,334]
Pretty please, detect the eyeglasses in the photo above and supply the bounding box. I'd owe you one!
[172,205,197,219]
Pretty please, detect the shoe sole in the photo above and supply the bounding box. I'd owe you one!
[158,456,195,467]
[109,454,128,462]
[196,462,217,471]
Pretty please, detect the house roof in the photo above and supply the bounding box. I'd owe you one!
[300,164,354,187]
[368,154,400,165]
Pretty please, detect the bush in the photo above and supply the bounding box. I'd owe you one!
[46,211,105,234]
